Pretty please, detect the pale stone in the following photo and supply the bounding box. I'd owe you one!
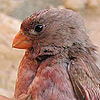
[87,0,98,8]
[0,13,24,97]
[0,88,13,98]
[63,0,87,10]
[58,5,66,9]
[0,0,23,13]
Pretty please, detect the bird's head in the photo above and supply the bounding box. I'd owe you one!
[12,9,91,56]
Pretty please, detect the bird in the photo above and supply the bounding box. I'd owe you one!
[12,8,100,100]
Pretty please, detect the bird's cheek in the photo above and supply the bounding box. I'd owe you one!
[12,30,33,49]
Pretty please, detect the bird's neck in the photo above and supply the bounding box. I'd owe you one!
[14,43,97,99]
[27,43,97,67]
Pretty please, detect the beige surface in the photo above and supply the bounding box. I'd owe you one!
[0,0,24,13]
[0,13,24,97]
[63,0,99,10]
[0,95,11,100]
[63,0,87,10]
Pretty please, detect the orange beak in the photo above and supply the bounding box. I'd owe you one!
[12,31,32,49]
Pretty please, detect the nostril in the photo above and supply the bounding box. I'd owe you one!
[44,49,48,53]
[29,47,34,53]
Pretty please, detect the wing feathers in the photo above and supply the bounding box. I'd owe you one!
[68,58,100,100]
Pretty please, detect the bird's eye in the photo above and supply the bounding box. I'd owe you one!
[34,24,43,32]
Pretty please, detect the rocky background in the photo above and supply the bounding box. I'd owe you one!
[0,0,100,98]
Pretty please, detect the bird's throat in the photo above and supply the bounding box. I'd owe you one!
[36,55,54,67]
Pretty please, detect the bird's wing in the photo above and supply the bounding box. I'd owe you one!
[68,56,100,100]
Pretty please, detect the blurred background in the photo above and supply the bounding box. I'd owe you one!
[0,0,100,98]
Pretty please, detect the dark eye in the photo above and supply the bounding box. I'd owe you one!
[34,24,43,32]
